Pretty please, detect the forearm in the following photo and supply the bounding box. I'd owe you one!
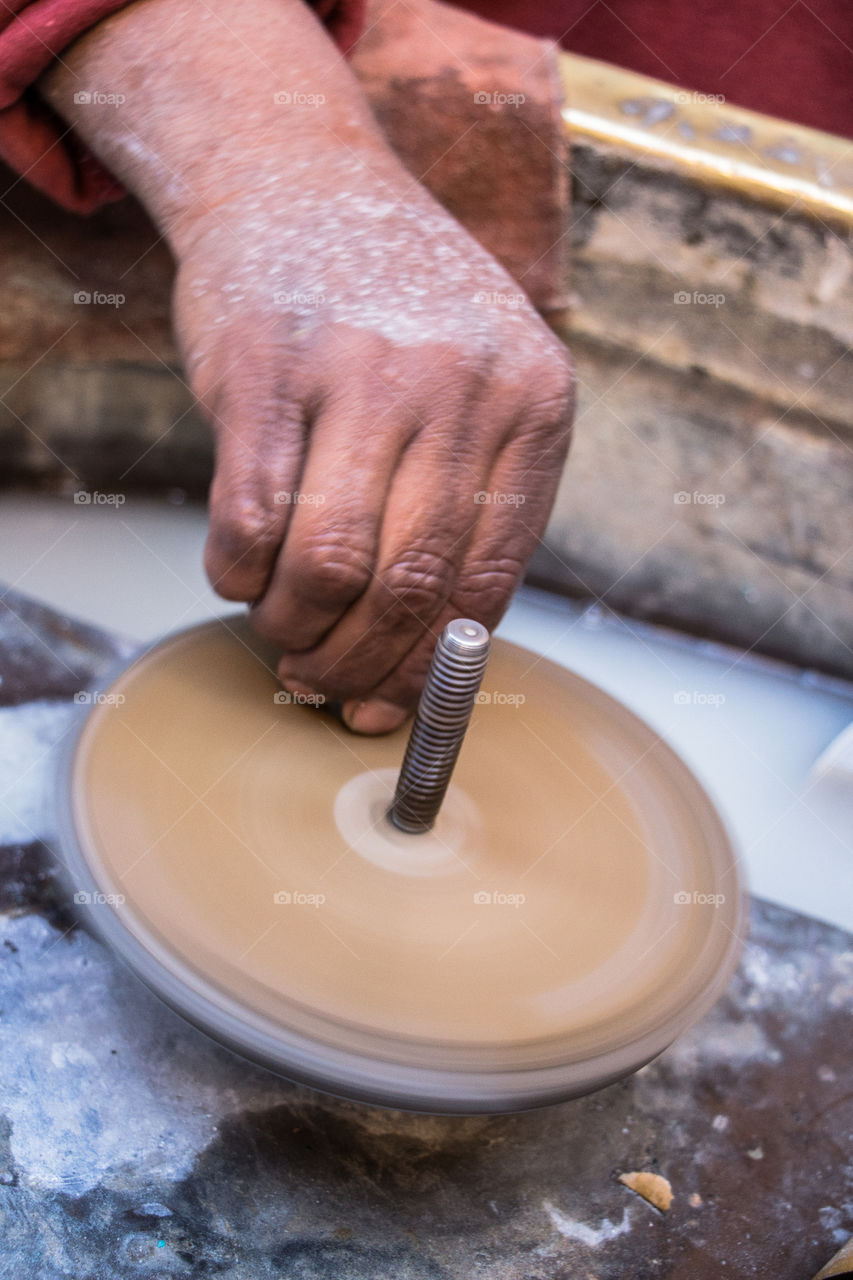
[38,0,386,252]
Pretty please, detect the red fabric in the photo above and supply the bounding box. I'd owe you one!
[3,0,845,213]
[312,0,365,52]
[0,0,366,211]
[455,0,853,140]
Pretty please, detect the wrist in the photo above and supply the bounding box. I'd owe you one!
[39,0,383,249]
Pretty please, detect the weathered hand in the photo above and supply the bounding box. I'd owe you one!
[175,164,572,732]
[41,0,573,732]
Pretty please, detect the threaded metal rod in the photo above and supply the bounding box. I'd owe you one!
[389,618,491,834]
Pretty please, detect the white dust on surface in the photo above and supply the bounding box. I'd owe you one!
[0,701,76,844]
[543,1200,633,1247]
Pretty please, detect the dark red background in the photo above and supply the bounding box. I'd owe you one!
[457,0,852,138]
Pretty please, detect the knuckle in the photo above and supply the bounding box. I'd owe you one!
[456,558,523,618]
[290,536,373,607]
[509,371,575,463]
[206,498,281,597]
[525,355,575,421]
[210,496,278,560]
[487,347,575,449]
[378,548,455,617]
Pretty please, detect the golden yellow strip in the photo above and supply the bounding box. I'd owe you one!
[561,52,853,224]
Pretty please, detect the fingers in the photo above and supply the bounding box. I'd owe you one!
[248,380,415,651]
[338,380,574,731]
[265,423,489,702]
[203,391,308,602]
[208,332,573,733]
[339,515,528,729]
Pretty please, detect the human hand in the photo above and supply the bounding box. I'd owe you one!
[41,0,573,732]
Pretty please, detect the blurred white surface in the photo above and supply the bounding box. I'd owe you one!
[2,490,852,932]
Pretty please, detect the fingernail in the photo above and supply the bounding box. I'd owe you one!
[342,698,409,735]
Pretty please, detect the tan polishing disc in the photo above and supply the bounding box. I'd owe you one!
[58,616,744,1112]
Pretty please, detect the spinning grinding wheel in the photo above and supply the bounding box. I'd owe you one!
[58,616,744,1113]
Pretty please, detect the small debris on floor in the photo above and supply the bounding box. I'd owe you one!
[618,1171,673,1212]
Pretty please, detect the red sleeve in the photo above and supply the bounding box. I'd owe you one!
[0,0,366,213]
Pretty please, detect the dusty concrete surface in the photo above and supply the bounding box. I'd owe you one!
[0,587,851,1279]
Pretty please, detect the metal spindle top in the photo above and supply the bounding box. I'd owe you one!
[389,619,490,834]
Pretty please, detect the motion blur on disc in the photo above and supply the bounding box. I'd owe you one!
[57,616,744,1112]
